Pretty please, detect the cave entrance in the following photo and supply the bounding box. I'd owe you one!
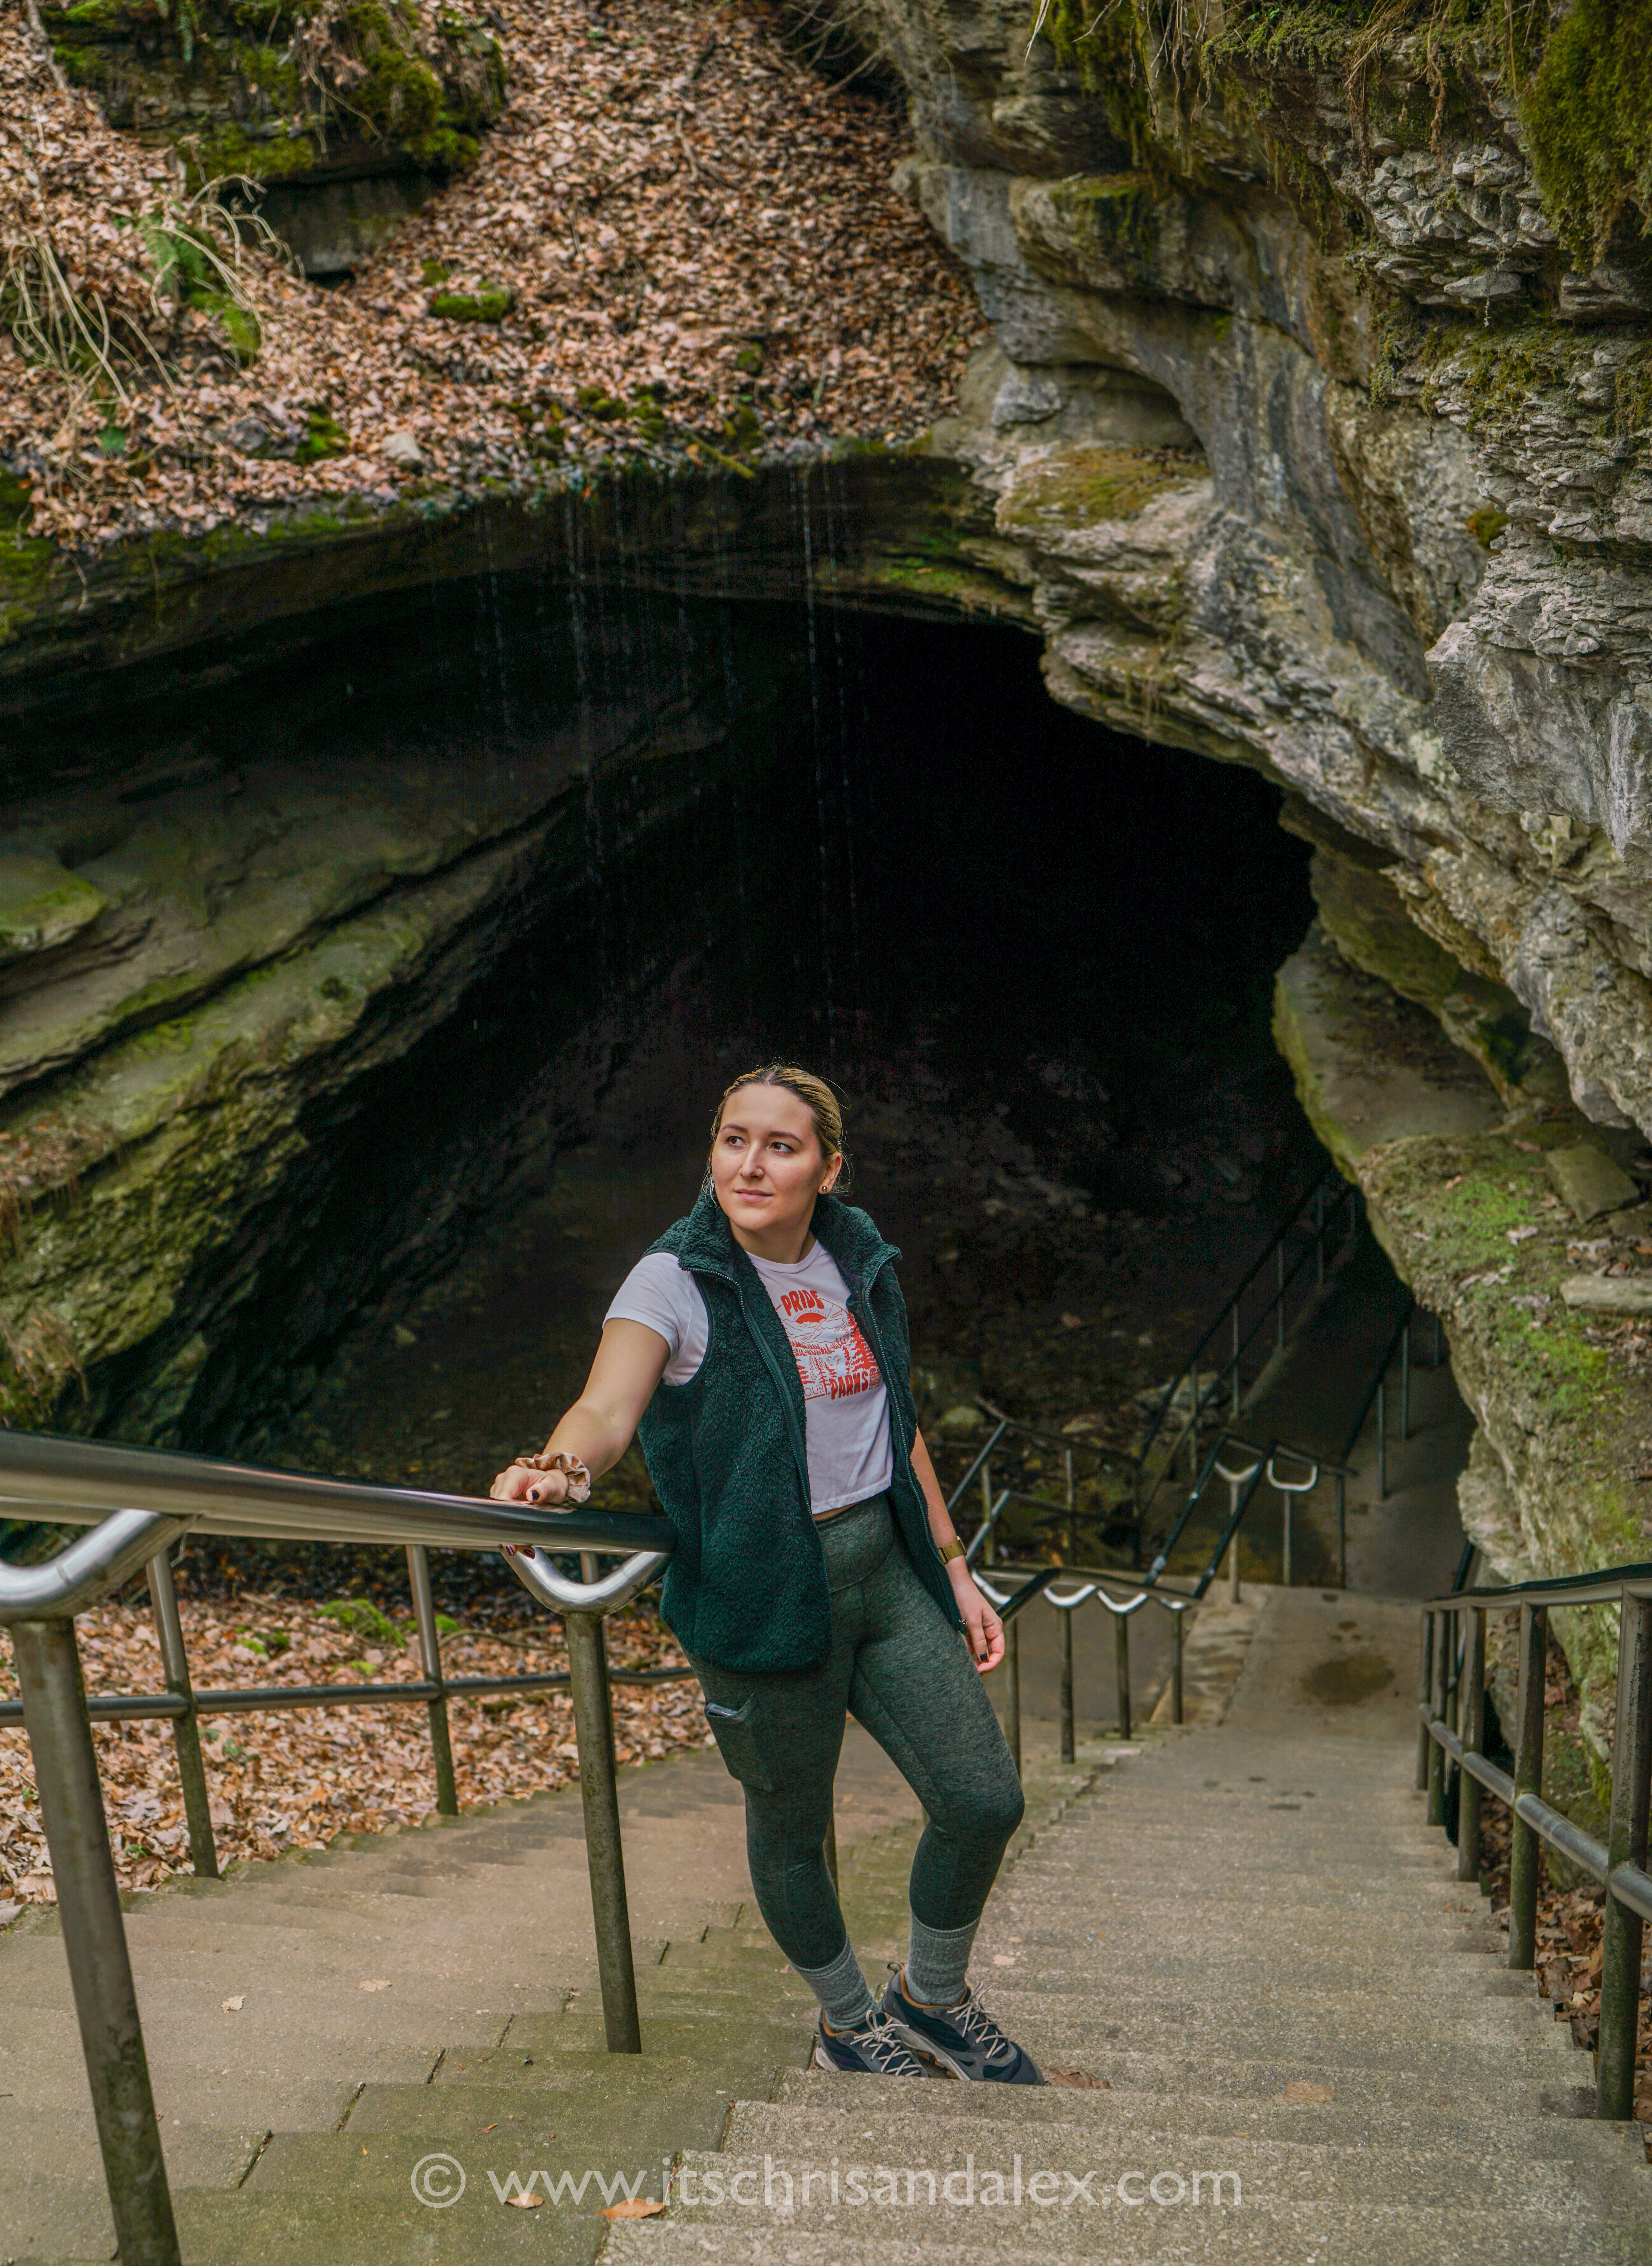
[217,588,1328,1570]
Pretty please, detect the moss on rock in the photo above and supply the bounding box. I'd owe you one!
[997,445,1204,535]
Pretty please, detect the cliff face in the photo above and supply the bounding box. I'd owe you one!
[862,0,1652,1146]
[0,581,800,1453]
[854,0,1652,1738]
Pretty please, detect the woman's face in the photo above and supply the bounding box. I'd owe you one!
[710,1085,838,1246]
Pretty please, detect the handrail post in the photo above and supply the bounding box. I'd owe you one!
[981,1459,994,1569]
[1064,1448,1076,1562]
[11,1617,180,2266]
[1400,1314,1412,1442]
[1004,1615,1022,1779]
[565,1608,642,2053]
[1170,1609,1183,1726]
[1597,1589,1652,2119]
[1417,1611,1434,1792]
[145,1550,218,1878]
[1507,1602,1546,1969]
[1336,1472,1347,1591]
[1456,1607,1485,1883]
[407,1544,458,1817]
[1426,1605,1447,1828]
[1230,1304,1241,1419]
[1058,1604,1075,1764]
[1113,1608,1131,1743]
[1281,1493,1292,1589]
[1377,1377,1388,1501]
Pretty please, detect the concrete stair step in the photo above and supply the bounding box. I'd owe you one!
[623,2150,1649,2243]
[717,2102,1650,2209]
[172,2184,600,2266]
[600,2206,1642,2266]
[964,1986,1578,2060]
[430,2016,813,2073]
[767,2066,1637,2159]
[964,1949,1526,1993]
[905,2028,1594,2110]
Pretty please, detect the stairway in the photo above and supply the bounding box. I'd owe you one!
[4,1593,1646,2264]
[608,1591,1650,2266]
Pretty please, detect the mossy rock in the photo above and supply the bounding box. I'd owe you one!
[997,445,1204,535]
[48,0,507,218]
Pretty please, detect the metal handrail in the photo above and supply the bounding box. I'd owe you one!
[931,1171,1368,1571]
[975,1559,1195,1760]
[0,1426,674,1574]
[1417,1555,1652,2122]
[1134,1170,1358,1499]
[0,1427,681,2266]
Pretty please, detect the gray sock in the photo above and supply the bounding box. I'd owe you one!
[905,1913,978,2008]
[792,1938,877,2032]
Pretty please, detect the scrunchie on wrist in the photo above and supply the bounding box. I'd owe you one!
[511,1450,592,1504]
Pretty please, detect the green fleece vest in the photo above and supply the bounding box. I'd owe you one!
[635,1186,961,1674]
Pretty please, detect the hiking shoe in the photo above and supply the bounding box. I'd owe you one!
[813,2011,926,2077]
[880,1966,1046,2084]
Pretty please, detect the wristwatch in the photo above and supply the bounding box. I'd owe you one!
[938,1537,967,1564]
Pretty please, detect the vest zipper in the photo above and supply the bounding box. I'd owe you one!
[732,1273,815,1518]
[853,1258,951,1584]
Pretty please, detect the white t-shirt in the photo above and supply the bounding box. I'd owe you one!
[606,1242,894,1516]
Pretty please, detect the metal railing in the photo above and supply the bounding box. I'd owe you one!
[928,1171,1402,1573]
[934,1402,1139,1560]
[0,1427,677,2266]
[1418,1557,1652,2122]
[1133,1169,1361,1523]
[978,1562,1194,1763]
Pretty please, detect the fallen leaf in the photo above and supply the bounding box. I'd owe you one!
[601,2198,666,2220]
[1045,2068,1108,2089]
[221,1996,244,2012]
[482,2123,498,2133]
[504,2192,543,2210]
[1442,1174,1464,1189]
[359,1979,392,1992]
[1273,2080,1334,2103]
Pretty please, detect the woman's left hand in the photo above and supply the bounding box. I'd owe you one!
[947,1561,1005,1673]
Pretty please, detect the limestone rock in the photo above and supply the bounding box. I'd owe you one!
[1545,1143,1642,1224]
[1560,1275,1652,1314]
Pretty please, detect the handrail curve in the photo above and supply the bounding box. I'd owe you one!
[0,1507,191,1623]
[502,1542,672,1617]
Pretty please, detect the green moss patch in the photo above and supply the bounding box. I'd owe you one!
[1519,0,1652,267]
[998,445,1204,534]
[429,284,513,323]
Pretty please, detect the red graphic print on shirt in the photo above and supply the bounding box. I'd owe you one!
[775,1286,882,1402]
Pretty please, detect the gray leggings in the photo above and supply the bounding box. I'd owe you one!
[690,1492,1025,1971]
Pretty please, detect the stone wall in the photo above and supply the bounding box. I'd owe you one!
[0,583,794,1453]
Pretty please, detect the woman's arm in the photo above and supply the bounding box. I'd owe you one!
[910,1424,1005,1675]
[488,1320,671,1506]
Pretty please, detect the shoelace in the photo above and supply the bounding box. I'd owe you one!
[837,2014,924,2076]
[946,1988,1017,2065]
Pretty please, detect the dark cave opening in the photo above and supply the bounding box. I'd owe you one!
[11,569,1327,1554]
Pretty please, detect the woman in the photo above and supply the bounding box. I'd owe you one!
[489,1064,1041,2083]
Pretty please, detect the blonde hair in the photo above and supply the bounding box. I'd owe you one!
[710,1062,849,1188]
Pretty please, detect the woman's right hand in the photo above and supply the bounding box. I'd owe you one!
[488,1460,573,1508]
